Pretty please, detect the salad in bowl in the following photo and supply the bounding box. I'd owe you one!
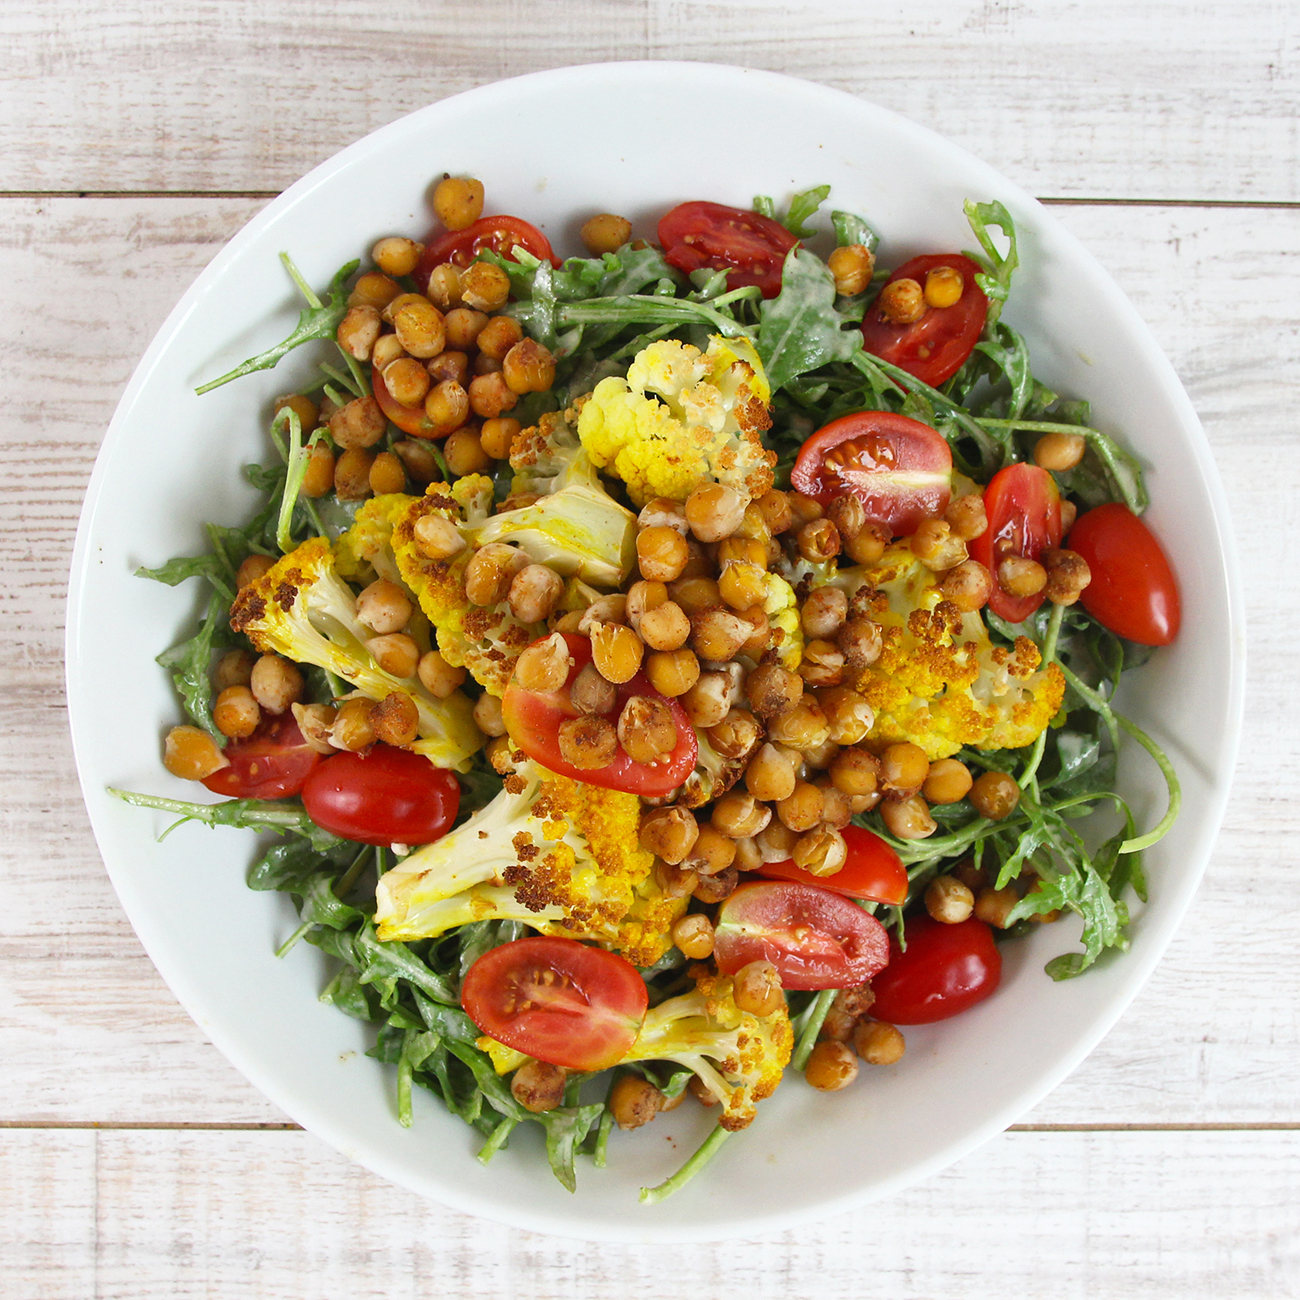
[113,170,1181,1203]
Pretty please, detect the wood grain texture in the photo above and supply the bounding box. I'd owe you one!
[2,1126,1298,1297]
[3,1,1299,201]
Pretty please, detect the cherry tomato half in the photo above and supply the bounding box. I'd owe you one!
[790,411,953,536]
[501,633,697,798]
[1067,503,1181,646]
[658,201,799,299]
[714,881,891,991]
[860,253,988,388]
[869,915,1002,1024]
[372,364,439,438]
[461,936,648,1071]
[300,744,460,846]
[416,214,558,286]
[968,462,1063,623]
[201,713,321,800]
[755,825,908,906]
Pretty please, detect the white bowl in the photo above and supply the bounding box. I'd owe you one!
[66,62,1244,1243]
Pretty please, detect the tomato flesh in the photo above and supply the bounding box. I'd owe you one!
[860,253,988,388]
[755,825,908,906]
[968,462,1063,623]
[869,915,1001,1024]
[1067,503,1180,646]
[790,411,952,536]
[417,215,558,287]
[714,881,891,991]
[201,713,321,800]
[658,200,799,299]
[300,744,460,846]
[501,633,696,797]
[461,936,648,1071]
[373,364,439,438]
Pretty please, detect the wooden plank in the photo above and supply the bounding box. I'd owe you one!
[1,1126,1297,1297]
[1,197,1295,1127]
[2,1,1299,201]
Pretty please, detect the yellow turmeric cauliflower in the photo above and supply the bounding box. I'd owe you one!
[832,545,1065,760]
[577,336,775,507]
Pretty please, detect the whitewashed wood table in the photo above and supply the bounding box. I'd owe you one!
[3,3,1297,1295]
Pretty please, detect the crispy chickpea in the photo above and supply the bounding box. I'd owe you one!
[444,307,489,350]
[460,261,510,312]
[331,698,377,751]
[668,576,721,614]
[911,518,967,571]
[1060,499,1078,534]
[465,543,527,606]
[945,493,988,541]
[274,392,319,432]
[679,673,734,730]
[717,560,768,611]
[330,395,387,450]
[1043,547,1092,606]
[797,518,841,562]
[212,685,259,739]
[413,512,466,560]
[693,865,739,905]
[513,632,573,693]
[975,885,1019,929]
[815,780,854,830]
[877,277,926,324]
[336,304,382,361]
[880,742,929,795]
[827,243,875,296]
[383,356,432,408]
[754,819,798,864]
[998,556,1047,598]
[672,913,715,961]
[503,339,557,394]
[371,333,407,371]
[163,725,229,780]
[805,1040,859,1092]
[1034,431,1086,471]
[799,639,846,689]
[480,416,521,461]
[637,525,690,582]
[923,758,973,805]
[348,271,401,311]
[556,714,617,768]
[291,702,338,755]
[746,743,797,802]
[792,824,847,876]
[824,493,866,542]
[431,348,473,386]
[952,859,988,894]
[684,483,746,543]
[801,585,848,639]
[417,649,466,699]
[745,660,802,720]
[608,1074,664,1130]
[250,654,302,714]
[577,594,628,634]
[475,315,523,360]
[940,559,994,612]
[637,497,689,535]
[467,371,518,420]
[734,960,784,1017]
[644,648,700,697]
[393,439,439,484]
[656,859,701,900]
[880,794,937,839]
[356,579,413,635]
[854,1020,905,1065]
[472,693,507,738]
[926,873,975,924]
[829,746,879,797]
[753,488,794,536]
[213,648,255,692]
[421,379,468,437]
[509,564,564,624]
[970,770,1021,820]
[837,617,883,671]
[617,695,677,764]
[684,824,737,878]
[844,520,890,565]
[368,451,406,496]
[581,213,633,255]
[591,622,644,684]
[690,607,751,662]
[433,176,485,231]
[372,235,424,277]
[236,553,275,589]
[708,707,762,760]
[511,1059,566,1114]
[391,297,445,359]
[711,791,772,839]
[640,805,699,865]
[766,698,830,752]
[638,600,691,652]
[371,692,419,746]
[777,781,824,834]
[923,264,964,308]
[624,579,669,627]
[365,633,420,678]
[818,686,873,746]
[569,659,617,714]
[425,263,462,311]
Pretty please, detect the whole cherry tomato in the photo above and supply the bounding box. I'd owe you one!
[713,881,891,990]
[501,633,696,798]
[461,936,648,1071]
[300,744,460,846]
[1067,503,1180,646]
[968,462,1063,623]
[755,825,908,906]
[658,200,799,298]
[860,253,988,388]
[790,411,953,536]
[869,915,1002,1024]
[417,214,559,286]
[201,713,321,800]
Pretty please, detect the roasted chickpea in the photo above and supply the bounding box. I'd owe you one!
[581,213,633,255]
[432,176,485,231]
[970,770,1021,820]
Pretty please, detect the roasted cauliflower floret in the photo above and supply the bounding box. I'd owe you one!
[577,336,775,508]
[374,760,686,966]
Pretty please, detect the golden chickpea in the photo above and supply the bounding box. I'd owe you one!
[827,243,875,296]
[998,556,1047,598]
[433,176,485,231]
[460,261,510,313]
[372,236,425,277]
[383,356,432,408]
[1034,431,1086,472]
[923,758,973,805]
[368,451,407,496]
[745,661,803,720]
[444,307,489,350]
[837,617,883,671]
[797,518,841,562]
[502,339,557,394]
[348,271,401,311]
[718,560,768,612]
[425,264,462,310]
[804,1040,859,1092]
[970,770,1021,820]
[249,654,302,714]
[641,805,700,865]
[638,600,691,652]
[854,1020,905,1065]
[356,579,413,635]
[393,439,439,484]
[829,746,879,797]
[690,607,751,662]
[923,264,964,308]
[940,559,993,612]
[274,392,319,433]
[591,622,644,684]
[370,692,419,747]
[801,586,848,638]
[336,305,381,361]
[365,633,420,678]
[511,1059,566,1114]
[746,743,797,803]
[707,708,763,761]
[1043,547,1092,606]
[608,1074,664,1130]
[711,791,772,840]
[925,873,975,924]
[581,213,633,255]
[465,543,527,606]
[877,277,926,324]
[684,483,746,542]
[371,333,407,371]
[644,648,700,698]
[213,648,255,692]
[880,742,929,795]
[637,526,690,582]
[570,661,617,715]
[417,650,467,699]
[423,379,470,437]
[880,794,936,840]
[329,396,387,450]
[911,518,967,571]
[513,632,574,693]
[733,960,784,1017]
[684,825,738,878]
[480,416,521,461]
[844,521,890,565]
[753,488,794,536]
[212,686,260,740]
[392,298,445,359]
[476,315,524,360]
[444,427,492,476]
[472,693,507,738]
[508,565,564,625]
[975,885,1019,929]
[292,702,338,755]
[236,552,275,589]
[162,725,229,781]
[945,493,988,541]
[331,698,377,752]
[672,913,715,960]
[617,695,677,764]
[792,825,847,876]
[412,513,466,561]
[818,686,873,746]
[777,781,825,834]
[468,371,518,420]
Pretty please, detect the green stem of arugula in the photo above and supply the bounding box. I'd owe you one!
[333,845,373,901]
[477,1116,519,1165]
[281,251,322,310]
[848,351,991,446]
[1019,603,1066,791]
[107,787,314,833]
[556,294,756,338]
[275,918,314,959]
[791,989,837,1071]
[639,1125,732,1205]
[320,359,363,399]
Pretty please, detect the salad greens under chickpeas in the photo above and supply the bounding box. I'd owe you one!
[114,177,1181,1201]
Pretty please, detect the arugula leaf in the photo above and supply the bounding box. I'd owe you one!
[751,194,776,219]
[831,209,881,252]
[781,184,831,239]
[757,249,864,392]
[150,591,231,741]
[963,199,1018,327]
[107,787,345,852]
[196,256,359,395]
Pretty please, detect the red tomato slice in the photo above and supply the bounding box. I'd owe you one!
[1067,503,1180,646]
[869,915,1001,1024]
[461,936,648,1071]
[658,201,799,299]
[501,633,697,798]
[860,253,988,388]
[417,215,558,286]
[968,463,1063,623]
[373,364,440,439]
[713,881,891,991]
[790,411,953,536]
[300,744,460,846]
[201,713,321,800]
[755,825,908,906]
